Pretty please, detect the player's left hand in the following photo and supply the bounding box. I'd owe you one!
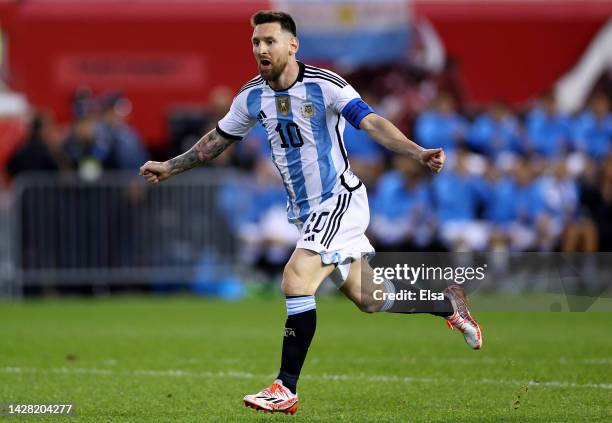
[418,148,445,173]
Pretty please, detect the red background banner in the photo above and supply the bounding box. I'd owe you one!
[1,0,610,146]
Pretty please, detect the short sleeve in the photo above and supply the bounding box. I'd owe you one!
[330,83,375,129]
[216,94,255,141]
[330,83,362,115]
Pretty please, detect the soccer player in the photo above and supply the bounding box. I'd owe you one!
[140,10,482,415]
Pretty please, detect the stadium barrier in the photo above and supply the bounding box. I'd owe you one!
[2,171,611,307]
[0,192,15,298]
[7,170,239,294]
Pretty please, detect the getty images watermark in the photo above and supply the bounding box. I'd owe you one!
[361,252,612,312]
[371,263,487,302]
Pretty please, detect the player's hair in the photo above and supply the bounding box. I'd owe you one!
[251,10,297,37]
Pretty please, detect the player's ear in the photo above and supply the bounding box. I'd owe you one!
[289,36,299,56]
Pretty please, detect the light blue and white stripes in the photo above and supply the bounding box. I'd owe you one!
[286,296,316,316]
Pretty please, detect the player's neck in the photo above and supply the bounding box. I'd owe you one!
[268,59,300,91]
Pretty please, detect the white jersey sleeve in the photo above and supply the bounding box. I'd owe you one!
[216,92,255,140]
[309,67,374,128]
[329,83,362,115]
[328,81,375,129]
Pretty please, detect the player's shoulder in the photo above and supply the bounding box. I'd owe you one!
[236,75,266,96]
[302,64,349,89]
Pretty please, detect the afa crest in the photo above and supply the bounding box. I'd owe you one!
[301,102,315,119]
[275,96,291,116]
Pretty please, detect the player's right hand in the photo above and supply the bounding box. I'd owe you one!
[418,148,445,173]
[139,161,171,183]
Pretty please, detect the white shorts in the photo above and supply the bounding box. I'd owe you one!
[294,185,375,286]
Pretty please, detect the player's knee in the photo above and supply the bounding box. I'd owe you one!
[281,264,308,295]
[347,290,378,314]
[357,298,379,314]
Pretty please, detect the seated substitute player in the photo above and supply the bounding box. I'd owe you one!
[140,10,482,415]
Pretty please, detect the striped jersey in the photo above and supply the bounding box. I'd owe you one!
[217,62,371,224]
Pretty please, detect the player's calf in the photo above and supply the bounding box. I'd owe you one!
[341,258,453,316]
[244,294,316,415]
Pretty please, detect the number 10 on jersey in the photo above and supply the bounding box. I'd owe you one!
[275,122,304,148]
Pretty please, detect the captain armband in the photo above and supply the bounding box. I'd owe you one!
[342,98,375,128]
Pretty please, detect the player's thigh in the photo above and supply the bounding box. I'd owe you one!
[282,248,336,295]
[340,257,380,313]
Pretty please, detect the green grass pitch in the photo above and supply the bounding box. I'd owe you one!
[1,296,611,422]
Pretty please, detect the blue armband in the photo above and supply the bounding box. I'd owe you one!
[342,98,374,128]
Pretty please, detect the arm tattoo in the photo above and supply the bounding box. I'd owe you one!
[167,129,234,175]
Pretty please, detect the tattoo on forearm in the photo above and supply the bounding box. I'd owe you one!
[167,130,233,175]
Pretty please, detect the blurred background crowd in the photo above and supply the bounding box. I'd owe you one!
[3,65,612,282]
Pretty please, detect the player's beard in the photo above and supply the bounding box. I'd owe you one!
[259,56,288,83]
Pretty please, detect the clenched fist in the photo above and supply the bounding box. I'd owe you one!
[139,161,172,183]
[418,148,445,173]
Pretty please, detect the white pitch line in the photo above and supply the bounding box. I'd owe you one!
[302,356,612,366]
[215,356,612,366]
[2,366,611,390]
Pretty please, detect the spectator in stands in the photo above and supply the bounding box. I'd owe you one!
[485,156,575,252]
[6,113,68,178]
[483,163,520,251]
[468,102,523,158]
[206,86,234,130]
[64,114,111,176]
[65,92,149,176]
[511,157,545,251]
[484,165,517,225]
[96,92,149,170]
[8,114,67,279]
[414,92,467,153]
[562,163,599,253]
[571,92,612,160]
[369,155,436,251]
[578,155,612,251]
[535,160,580,250]
[432,149,490,251]
[525,92,571,158]
[72,87,95,121]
